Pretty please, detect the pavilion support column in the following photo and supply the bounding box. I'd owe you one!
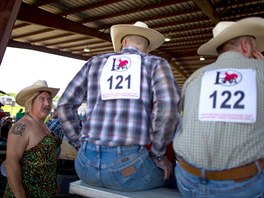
[0,0,22,65]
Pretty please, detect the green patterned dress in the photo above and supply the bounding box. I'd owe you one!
[4,135,61,198]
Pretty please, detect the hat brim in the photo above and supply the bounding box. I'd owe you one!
[16,85,59,107]
[198,17,264,55]
[0,90,6,94]
[110,24,164,52]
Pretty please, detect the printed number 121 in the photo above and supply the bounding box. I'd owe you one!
[107,75,131,89]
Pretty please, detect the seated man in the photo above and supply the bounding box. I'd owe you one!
[173,17,264,197]
[46,108,64,157]
[58,21,181,191]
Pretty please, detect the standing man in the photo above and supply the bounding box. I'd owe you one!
[4,80,60,198]
[58,21,181,191]
[15,108,25,122]
[46,108,64,157]
[173,17,264,197]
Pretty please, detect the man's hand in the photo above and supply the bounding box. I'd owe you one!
[253,51,264,60]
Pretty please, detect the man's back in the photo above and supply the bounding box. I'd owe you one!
[58,22,181,191]
[174,51,264,169]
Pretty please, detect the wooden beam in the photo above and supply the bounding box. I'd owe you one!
[192,0,220,22]
[8,40,90,61]
[32,0,57,7]
[12,28,54,39]
[17,2,111,42]
[0,0,22,65]
[169,60,189,79]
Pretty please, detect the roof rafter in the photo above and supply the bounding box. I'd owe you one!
[192,0,220,22]
[18,2,111,42]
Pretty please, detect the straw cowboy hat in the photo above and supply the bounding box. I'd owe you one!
[16,80,60,107]
[110,21,164,52]
[198,17,264,56]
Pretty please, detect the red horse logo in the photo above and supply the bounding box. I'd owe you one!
[224,72,238,83]
[118,59,128,69]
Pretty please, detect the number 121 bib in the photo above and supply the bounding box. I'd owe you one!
[100,54,141,100]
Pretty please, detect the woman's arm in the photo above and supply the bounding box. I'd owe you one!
[5,121,29,198]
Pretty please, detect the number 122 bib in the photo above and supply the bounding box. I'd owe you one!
[199,69,256,123]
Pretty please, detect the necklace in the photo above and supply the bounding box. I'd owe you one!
[27,113,51,136]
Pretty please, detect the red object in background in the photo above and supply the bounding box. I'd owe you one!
[146,142,176,163]
[0,112,6,119]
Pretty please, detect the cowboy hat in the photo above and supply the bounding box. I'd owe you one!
[16,80,60,107]
[110,21,164,52]
[198,17,264,55]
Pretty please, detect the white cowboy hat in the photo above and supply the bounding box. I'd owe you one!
[198,17,264,55]
[110,21,164,52]
[16,80,60,107]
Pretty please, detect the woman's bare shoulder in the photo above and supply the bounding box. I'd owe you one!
[10,115,32,137]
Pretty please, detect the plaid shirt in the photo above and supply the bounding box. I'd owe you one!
[174,52,264,169]
[45,118,64,139]
[58,47,181,158]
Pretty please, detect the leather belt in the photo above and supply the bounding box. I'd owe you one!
[178,157,264,182]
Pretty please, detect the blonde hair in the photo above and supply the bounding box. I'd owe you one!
[24,92,40,112]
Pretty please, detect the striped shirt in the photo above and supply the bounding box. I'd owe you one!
[173,52,264,169]
[58,46,181,158]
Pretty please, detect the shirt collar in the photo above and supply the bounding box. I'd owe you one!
[121,46,144,54]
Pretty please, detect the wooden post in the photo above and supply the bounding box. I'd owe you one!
[0,0,22,65]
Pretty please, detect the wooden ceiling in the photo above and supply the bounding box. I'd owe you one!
[3,0,264,88]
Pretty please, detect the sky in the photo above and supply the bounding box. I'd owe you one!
[0,47,86,96]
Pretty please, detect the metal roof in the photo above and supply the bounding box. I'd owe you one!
[4,0,264,87]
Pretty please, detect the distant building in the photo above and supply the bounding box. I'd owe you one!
[0,96,15,106]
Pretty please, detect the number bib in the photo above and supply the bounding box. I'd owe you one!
[199,69,256,123]
[100,54,141,100]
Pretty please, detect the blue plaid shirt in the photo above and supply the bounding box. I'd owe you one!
[45,118,64,139]
[58,46,181,158]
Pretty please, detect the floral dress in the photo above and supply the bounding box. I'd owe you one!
[4,135,61,198]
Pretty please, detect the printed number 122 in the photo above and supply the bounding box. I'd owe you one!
[209,90,245,109]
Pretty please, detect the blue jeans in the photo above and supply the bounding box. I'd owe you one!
[75,142,165,191]
[175,161,264,198]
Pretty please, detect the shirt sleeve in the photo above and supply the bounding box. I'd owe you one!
[46,119,64,139]
[150,58,181,159]
[57,61,90,148]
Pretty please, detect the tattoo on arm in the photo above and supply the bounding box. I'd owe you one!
[12,123,27,136]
